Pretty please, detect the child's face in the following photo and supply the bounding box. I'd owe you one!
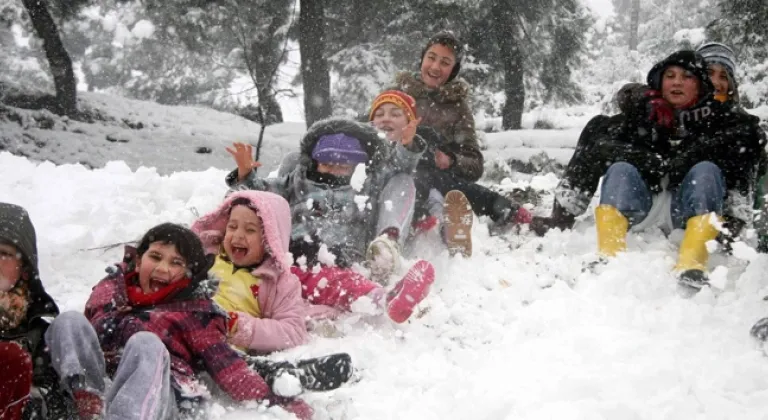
[224,205,266,267]
[0,242,21,292]
[708,63,730,98]
[136,242,188,294]
[420,44,456,89]
[316,163,356,177]
[661,65,700,109]
[372,103,409,142]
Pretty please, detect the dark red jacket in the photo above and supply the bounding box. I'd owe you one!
[84,248,272,402]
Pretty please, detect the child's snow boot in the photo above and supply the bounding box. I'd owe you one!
[674,213,720,289]
[595,204,628,257]
[443,190,473,257]
[386,260,435,323]
[247,353,353,394]
[366,234,402,285]
[295,353,353,391]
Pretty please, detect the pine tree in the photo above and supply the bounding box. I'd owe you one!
[468,0,592,129]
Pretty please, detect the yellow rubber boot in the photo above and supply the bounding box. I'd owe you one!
[595,205,629,257]
[674,213,720,273]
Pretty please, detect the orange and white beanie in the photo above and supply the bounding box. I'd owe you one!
[369,90,418,122]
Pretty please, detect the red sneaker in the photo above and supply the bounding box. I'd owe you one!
[386,260,435,323]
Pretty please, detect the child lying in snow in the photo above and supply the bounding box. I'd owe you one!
[220,122,435,324]
[45,223,350,420]
[194,191,434,330]
[0,203,72,420]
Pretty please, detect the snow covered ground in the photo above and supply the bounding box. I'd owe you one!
[5,148,768,418]
[4,92,768,419]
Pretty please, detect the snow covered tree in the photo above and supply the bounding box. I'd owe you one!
[0,0,50,94]
[468,0,592,129]
[714,0,768,51]
[141,0,294,120]
[323,0,470,115]
[61,2,237,107]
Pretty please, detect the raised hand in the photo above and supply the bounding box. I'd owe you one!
[225,142,261,181]
[435,150,453,169]
[401,117,422,147]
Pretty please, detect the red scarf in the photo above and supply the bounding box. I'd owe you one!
[124,271,191,307]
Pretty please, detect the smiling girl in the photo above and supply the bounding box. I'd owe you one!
[45,223,313,419]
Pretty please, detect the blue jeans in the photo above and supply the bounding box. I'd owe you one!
[599,161,726,228]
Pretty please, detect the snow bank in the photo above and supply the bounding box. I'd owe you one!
[0,91,306,175]
[3,151,768,419]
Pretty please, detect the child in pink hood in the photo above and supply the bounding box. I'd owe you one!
[193,190,435,341]
[193,191,307,353]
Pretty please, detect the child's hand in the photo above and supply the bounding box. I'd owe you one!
[401,117,422,147]
[226,142,262,181]
[435,150,453,169]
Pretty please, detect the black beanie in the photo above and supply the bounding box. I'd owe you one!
[421,31,463,83]
[646,50,714,99]
[136,223,209,279]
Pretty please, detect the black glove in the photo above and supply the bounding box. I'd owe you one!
[716,216,745,254]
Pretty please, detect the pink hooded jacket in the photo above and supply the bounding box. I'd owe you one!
[191,191,308,353]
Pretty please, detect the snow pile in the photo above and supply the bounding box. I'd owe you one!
[0,92,306,175]
[4,150,768,419]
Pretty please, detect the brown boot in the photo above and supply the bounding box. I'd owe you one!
[443,190,473,257]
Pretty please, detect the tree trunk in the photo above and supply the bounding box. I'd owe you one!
[298,0,332,127]
[257,87,284,125]
[21,0,77,117]
[493,3,524,130]
[249,39,284,125]
[628,0,640,51]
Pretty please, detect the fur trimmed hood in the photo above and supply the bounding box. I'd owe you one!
[299,117,388,173]
[395,71,470,104]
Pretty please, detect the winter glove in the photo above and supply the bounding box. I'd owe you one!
[530,200,576,236]
[269,396,313,420]
[716,216,745,255]
[514,207,533,224]
[643,90,675,128]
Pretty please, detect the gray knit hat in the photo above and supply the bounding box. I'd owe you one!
[696,42,737,78]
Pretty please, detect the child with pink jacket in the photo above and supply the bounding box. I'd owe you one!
[192,191,435,349]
